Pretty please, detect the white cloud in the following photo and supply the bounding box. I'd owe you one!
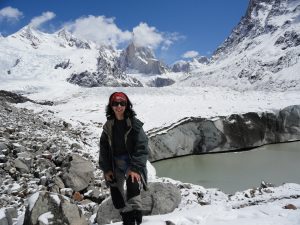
[182,50,199,58]
[132,23,183,50]
[63,17,182,50]
[132,23,164,48]
[0,6,23,22]
[161,32,184,50]
[30,11,56,28]
[64,15,131,48]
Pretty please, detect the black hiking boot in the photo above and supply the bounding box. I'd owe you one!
[121,211,136,225]
[134,210,143,225]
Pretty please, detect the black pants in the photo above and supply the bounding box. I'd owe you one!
[109,168,142,212]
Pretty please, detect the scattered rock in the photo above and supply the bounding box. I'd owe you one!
[165,220,176,225]
[73,191,83,201]
[283,204,297,210]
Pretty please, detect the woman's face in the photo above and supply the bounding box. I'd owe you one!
[111,101,126,119]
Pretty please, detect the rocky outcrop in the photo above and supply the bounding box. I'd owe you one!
[96,182,181,225]
[0,90,53,105]
[54,60,71,69]
[148,105,300,161]
[67,70,143,87]
[172,57,209,73]
[172,60,191,73]
[23,191,88,225]
[147,77,175,87]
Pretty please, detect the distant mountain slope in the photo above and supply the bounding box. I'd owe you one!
[179,0,300,91]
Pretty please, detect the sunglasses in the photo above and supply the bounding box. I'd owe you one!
[111,101,127,107]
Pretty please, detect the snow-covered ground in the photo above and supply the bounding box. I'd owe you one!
[1,82,300,225]
[116,180,300,225]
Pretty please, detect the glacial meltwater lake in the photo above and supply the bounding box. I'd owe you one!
[153,141,300,194]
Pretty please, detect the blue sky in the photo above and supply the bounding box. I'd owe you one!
[0,0,249,64]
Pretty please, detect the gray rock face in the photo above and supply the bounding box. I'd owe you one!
[23,191,88,225]
[119,42,168,74]
[171,57,209,73]
[54,60,71,69]
[147,77,175,87]
[61,154,94,192]
[275,30,300,50]
[95,182,181,225]
[172,61,191,73]
[148,105,300,161]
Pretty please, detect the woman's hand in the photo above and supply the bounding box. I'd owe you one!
[127,170,141,183]
[104,170,114,182]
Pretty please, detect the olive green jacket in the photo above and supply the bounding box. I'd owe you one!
[99,116,149,189]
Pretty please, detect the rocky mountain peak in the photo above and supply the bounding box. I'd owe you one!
[13,25,42,48]
[57,28,71,40]
[128,42,156,60]
[56,28,91,49]
[119,42,168,74]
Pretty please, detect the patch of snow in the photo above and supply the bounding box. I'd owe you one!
[28,192,40,211]
[0,209,5,219]
[38,211,54,225]
[50,194,61,205]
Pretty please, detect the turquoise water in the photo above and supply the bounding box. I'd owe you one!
[153,141,300,194]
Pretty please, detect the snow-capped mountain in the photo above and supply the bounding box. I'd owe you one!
[1,0,300,90]
[179,0,300,91]
[119,42,169,74]
[0,26,163,88]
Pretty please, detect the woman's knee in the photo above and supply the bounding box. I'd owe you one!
[126,177,140,199]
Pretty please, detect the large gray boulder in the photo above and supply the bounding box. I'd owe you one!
[148,105,300,161]
[0,207,17,225]
[23,191,88,225]
[61,154,94,192]
[95,182,181,225]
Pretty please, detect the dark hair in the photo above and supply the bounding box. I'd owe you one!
[105,92,136,119]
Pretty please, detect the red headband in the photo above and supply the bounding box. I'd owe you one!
[110,92,127,104]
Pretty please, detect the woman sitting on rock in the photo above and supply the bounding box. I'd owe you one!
[99,92,148,225]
